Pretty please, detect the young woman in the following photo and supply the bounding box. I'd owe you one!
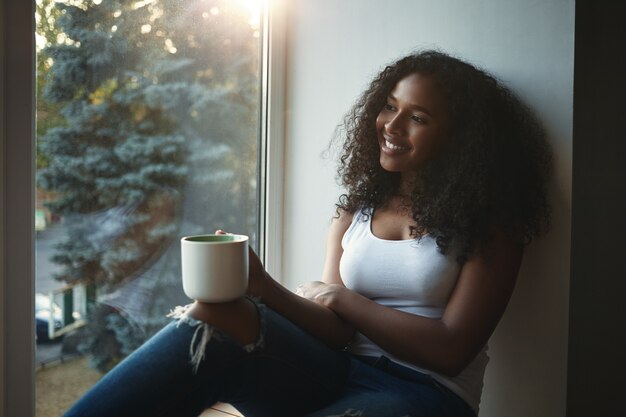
[63,50,552,417]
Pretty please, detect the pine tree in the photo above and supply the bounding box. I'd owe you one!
[37,0,260,370]
[36,0,66,170]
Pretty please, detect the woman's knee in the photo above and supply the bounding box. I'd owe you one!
[186,297,260,347]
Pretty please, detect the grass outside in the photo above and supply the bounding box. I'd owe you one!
[36,356,102,417]
[35,356,243,417]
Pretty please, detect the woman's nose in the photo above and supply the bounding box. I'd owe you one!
[385,113,405,135]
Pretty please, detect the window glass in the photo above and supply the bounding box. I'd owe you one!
[34,0,263,414]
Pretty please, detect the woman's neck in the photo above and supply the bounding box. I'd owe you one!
[398,172,419,197]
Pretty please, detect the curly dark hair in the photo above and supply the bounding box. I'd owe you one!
[335,50,552,262]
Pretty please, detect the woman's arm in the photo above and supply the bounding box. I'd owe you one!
[257,277,354,350]
[299,229,522,377]
[246,213,355,350]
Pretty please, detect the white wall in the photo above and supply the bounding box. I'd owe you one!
[279,0,574,416]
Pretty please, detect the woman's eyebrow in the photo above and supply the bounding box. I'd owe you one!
[388,93,433,116]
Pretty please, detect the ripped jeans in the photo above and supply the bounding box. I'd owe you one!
[62,299,475,417]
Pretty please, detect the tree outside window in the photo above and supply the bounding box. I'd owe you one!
[35,0,262,412]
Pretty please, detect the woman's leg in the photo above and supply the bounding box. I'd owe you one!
[219,304,351,416]
[304,356,476,417]
[62,297,351,417]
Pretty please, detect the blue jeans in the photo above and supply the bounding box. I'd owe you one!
[63,300,476,417]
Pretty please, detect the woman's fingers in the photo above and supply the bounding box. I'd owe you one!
[295,281,325,298]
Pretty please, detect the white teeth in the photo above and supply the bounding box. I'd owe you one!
[385,139,409,151]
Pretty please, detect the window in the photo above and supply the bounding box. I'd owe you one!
[3,0,286,415]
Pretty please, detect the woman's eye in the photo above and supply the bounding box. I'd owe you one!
[411,115,425,124]
[383,103,396,112]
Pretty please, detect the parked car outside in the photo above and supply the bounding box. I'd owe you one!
[35,293,63,342]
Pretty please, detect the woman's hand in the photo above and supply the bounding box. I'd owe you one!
[214,228,356,350]
[215,230,270,299]
[295,281,346,310]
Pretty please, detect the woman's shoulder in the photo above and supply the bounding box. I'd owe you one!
[327,208,358,246]
[333,208,356,229]
[335,205,373,226]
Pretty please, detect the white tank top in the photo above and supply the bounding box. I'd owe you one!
[340,207,489,414]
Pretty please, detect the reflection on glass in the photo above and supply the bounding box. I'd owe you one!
[35,0,262,414]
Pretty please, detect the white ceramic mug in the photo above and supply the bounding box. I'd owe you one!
[181,234,249,302]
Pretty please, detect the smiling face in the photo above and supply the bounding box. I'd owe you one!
[376,73,451,174]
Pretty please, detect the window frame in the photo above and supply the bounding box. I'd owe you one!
[259,0,287,279]
[1,0,287,415]
[3,0,36,415]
